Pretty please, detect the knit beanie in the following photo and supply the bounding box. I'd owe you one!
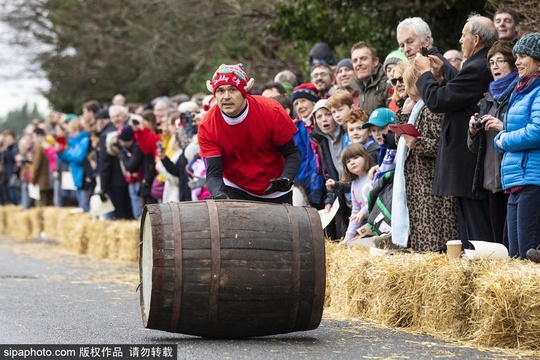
[209,64,250,97]
[383,49,408,72]
[513,33,540,61]
[291,83,320,104]
[118,124,134,141]
[308,42,337,66]
[336,58,353,71]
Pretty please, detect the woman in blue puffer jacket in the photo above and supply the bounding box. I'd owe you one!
[494,33,540,259]
[57,118,91,212]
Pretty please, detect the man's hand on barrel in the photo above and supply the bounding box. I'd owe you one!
[264,177,293,194]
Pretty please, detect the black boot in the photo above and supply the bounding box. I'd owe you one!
[526,248,540,263]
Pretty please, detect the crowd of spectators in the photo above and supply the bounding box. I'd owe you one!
[1,8,539,260]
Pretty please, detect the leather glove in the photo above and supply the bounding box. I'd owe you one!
[264,177,293,194]
[208,192,229,200]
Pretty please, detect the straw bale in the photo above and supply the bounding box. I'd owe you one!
[85,218,110,259]
[468,260,540,349]
[56,212,91,254]
[105,220,139,263]
[41,206,66,240]
[5,207,32,241]
[0,205,20,234]
[26,207,44,239]
[413,256,476,338]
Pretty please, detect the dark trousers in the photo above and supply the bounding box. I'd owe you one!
[225,186,292,205]
[488,191,508,246]
[506,186,540,259]
[107,186,133,220]
[456,196,493,249]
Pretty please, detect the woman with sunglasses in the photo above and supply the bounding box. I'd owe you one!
[467,40,519,247]
[388,61,409,112]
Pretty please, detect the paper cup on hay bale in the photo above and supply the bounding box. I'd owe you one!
[139,200,326,338]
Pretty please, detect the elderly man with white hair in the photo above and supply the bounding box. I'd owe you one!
[98,105,133,219]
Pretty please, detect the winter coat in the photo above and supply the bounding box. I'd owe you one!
[468,89,512,193]
[31,143,51,190]
[494,77,540,189]
[57,131,90,189]
[417,46,493,198]
[98,122,128,193]
[310,124,350,240]
[359,63,392,115]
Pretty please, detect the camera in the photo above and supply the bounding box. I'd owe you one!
[179,111,194,124]
[473,114,484,129]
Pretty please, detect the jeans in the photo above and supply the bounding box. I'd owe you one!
[76,189,89,212]
[128,182,143,219]
[20,182,33,210]
[506,186,540,259]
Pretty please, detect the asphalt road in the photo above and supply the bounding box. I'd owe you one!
[0,238,534,360]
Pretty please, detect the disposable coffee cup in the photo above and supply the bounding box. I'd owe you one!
[446,240,462,259]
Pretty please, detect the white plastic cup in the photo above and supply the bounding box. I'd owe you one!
[446,240,462,259]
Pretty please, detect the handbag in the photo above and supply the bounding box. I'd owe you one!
[61,171,77,191]
[150,177,165,200]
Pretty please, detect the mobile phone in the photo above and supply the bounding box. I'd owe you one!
[420,47,428,57]
[156,141,164,150]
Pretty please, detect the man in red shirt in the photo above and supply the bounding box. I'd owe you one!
[198,64,301,204]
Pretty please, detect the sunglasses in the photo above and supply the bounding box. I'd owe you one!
[391,77,404,86]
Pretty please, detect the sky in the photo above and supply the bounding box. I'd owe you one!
[0,19,51,117]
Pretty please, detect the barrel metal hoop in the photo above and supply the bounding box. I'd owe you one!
[169,203,184,332]
[207,200,221,334]
[284,205,301,332]
[306,207,326,329]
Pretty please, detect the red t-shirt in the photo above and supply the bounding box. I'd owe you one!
[198,95,297,195]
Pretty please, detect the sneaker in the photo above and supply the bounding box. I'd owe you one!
[526,248,540,264]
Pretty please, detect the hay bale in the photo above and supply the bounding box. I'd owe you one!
[412,256,475,338]
[106,220,139,263]
[42,206,65,240]
[56,212,91,254]
[5,208,32,241]
[86,219,111,259]
[26,207,44,239]
[469,260,540,349]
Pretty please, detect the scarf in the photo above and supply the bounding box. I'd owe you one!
[391,100,424,248]
[489,71,519,102]
[515,70,540,93]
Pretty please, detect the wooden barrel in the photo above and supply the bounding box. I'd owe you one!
[139,200,326,338]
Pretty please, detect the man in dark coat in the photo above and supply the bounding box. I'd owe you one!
[98,106,133,220]
[414,14,498,248]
